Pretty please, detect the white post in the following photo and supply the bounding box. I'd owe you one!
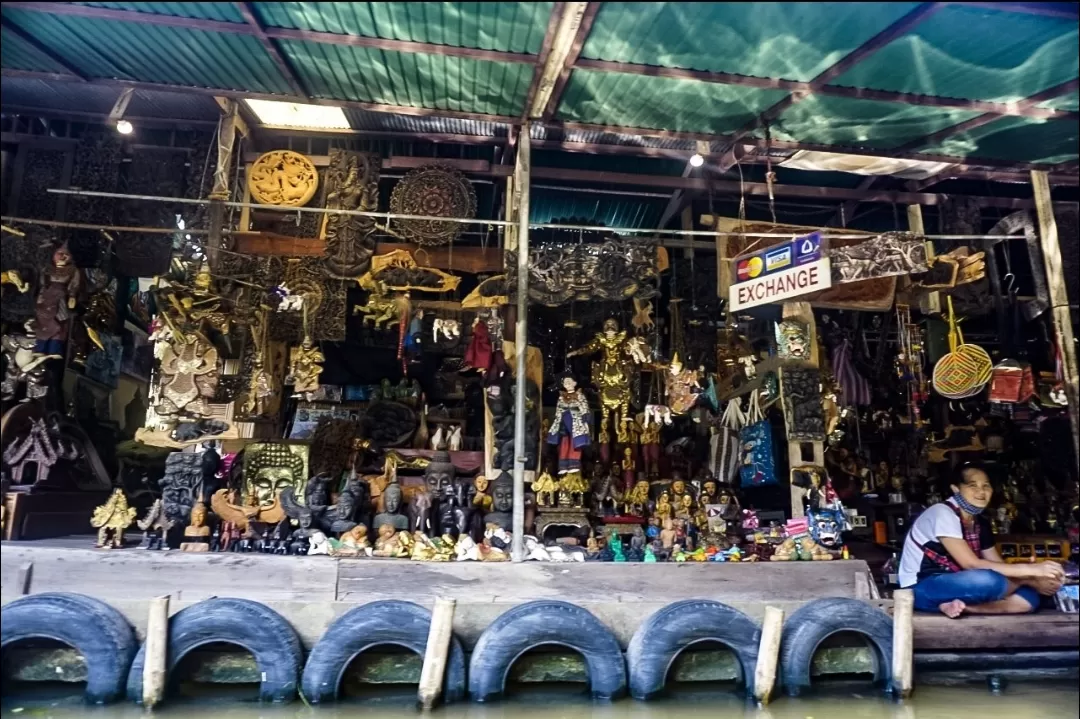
[753,605,784,705]
[511,124,531,563]
[417,597,456,710]
[892,588,915,698]
[142,594,171,708]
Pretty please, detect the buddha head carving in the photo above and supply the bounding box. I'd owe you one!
[243,443,308,508]
[491,471,514,513]
[383,479,403,514]
[425,451,456,495]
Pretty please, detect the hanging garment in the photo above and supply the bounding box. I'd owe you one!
[831,338,871,406]
[464,319,493,374]
[739,391,778,487]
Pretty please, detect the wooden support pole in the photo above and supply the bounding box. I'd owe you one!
[510,124,531,563]
[1031,170,1080,459]
[892,588,915,699]
[142,595,171,708]
[418,596,456,711]
[907,204,941,314]
[753,605,785,705]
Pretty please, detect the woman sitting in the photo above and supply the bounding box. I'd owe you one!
[899,463,1064,618]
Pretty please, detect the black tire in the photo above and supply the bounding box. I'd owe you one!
[301,600,466,705]
[125,598,302,704]
[1,592,136,705]
[779,598,892,697]
[468,600,626,703]
[626,599,760,700]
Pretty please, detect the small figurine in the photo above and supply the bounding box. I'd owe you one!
[547,373,592,474]
[455,535,481,561]
[621,447,637,490]
[627,526,647,562]
[623,479,651,516]
[331,525,372,557]
[664,353,703,415]
[447,425,463,452]
[372,477,409,531]
[608,531,626,562]
[136,499,173,550]
[659,517,677,552]
[676,493,694,520]
[643,544,657,562]
[308,530,331,556]
[558,469,590,509]
[532,471,559,508]
[1,322,63,402]
[656,491,673,523]
[585,535,602,561]
[373,523,402,557]
[431,425,446,451]
[411,532,438,561]
[286,336,325,395]
[775,319,810,360]
[91,489,137,549]
[34,243,81,356]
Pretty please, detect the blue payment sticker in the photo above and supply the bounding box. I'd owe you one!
[794,232,822,265]
[765,246,791,272]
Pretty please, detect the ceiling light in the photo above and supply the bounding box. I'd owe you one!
[244,99,350,130]
[689,153,704,167]
[116,120,133,135]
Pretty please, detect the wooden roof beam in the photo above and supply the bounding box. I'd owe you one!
[898,78,1080,151]
[717,3,945,156]
[233,3,308,99]
[540,3,600,121]
[520,2,567,120]
[572,60,1077,122]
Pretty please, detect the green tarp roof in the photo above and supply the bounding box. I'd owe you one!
[1,2,1077,167]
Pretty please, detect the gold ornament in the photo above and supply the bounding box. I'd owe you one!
[91,489,138,548]
[248,150,319,207]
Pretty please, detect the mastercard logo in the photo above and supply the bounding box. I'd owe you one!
[737,256,764,281]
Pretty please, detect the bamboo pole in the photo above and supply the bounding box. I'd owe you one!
[142,595,171,708]
[417,597,456,711]
[891,588,915,699]
[510,123,531,563]
[753,605,784,705]
[1031,170,1080,458]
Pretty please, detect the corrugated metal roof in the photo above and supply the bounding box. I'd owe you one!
[255,2,552,54]
[343,108,509,137]
[1,8,293,93]
[767,95,982,149]
[582,2,920,81]
[279,39,531,115]
[73,2,247,24]
[557,69,788,133]
[0,25,70,74]
[0,76,220,120]
[917,116,1080,165]
[529,187,665,227]
[533,123,701,152]
[829,4,1080,104]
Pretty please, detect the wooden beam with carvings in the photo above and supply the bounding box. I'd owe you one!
[230,233,504,274]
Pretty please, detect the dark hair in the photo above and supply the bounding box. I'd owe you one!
[952,461,991,488]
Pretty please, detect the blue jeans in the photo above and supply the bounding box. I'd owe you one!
[911,569,1040,612]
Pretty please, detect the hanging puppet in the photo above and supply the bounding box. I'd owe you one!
[547,373,592,474]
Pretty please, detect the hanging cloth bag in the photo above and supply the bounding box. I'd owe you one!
[712,398,746,484]
[739,390,778,487]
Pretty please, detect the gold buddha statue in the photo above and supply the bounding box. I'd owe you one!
[243,443,309,508]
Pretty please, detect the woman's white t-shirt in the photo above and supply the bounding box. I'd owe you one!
[898,500,993,588]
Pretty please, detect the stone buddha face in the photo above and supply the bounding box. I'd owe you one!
[491,474,514,513]
[425,456,455,495]
[383,483,402,514]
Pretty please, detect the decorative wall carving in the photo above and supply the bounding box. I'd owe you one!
[322,149,380,278]
[248,150,319,207]
[390,164,476,246]
[506,238,660,306]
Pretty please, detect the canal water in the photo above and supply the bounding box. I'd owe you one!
[2,682,1078,719]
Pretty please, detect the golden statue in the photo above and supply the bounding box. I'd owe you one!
[655,491,673,523]
[531,471,559,507]
[330,525,371,557]
[558,470,590,508]
[372,524,402,557]
[567,318,646,444]
[91,489,137,549]
[242,310,274,418]
[243,443,309,508]
[248,150,319,207]
[179,501,211,552]
[210,489,286,530]
[623,479,651,516]
[287,336,324,395]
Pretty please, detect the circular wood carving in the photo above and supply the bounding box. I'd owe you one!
[390,164,477,246]
[248,150,319,207]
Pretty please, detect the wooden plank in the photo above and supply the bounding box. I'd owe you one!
[540,3,600,121]
[1032,170,1080,458]
[230,234,505,273]
[912,613,1080,651]
[0,545,339,603]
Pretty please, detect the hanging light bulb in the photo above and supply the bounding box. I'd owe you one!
[689,153,704,167]
[116,120,134,135]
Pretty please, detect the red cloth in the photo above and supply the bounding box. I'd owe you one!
[465,320,493,373]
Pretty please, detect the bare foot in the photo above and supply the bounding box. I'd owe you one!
[939,599,966,618]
